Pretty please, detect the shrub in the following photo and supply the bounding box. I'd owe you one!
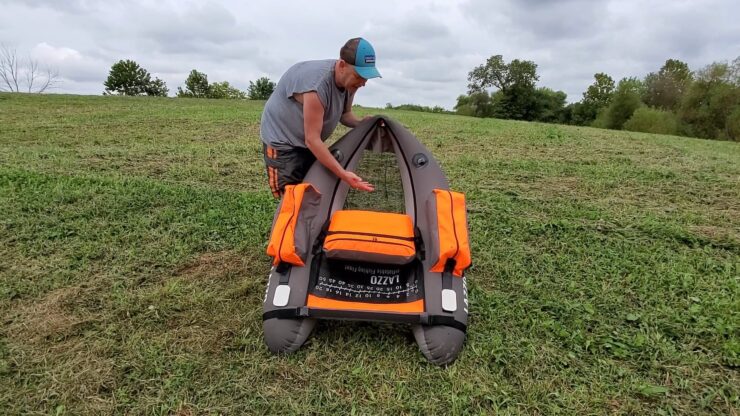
[623,107,680,135]
[725,107,740,141]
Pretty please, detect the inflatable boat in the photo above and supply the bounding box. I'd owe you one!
[262,116,471,365]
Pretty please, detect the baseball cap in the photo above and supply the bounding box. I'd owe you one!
[340,37,381,80]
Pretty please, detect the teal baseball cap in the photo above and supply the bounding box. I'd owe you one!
[340,37,381,80]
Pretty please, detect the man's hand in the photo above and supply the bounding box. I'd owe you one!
[342,171,374,192]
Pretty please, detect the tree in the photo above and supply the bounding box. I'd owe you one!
[454,92,494,118]
[145,78,169,97]
[532,87,567,123]
[103,59,167,96]
[176,70,247,99]
[583,73,615,109]
[0,44,59,93]
[466,55,540,120]
[598,77,644,130]
[726,106,740,141]
[643,59,693,110]
[565,102,596,126]
[248,77,275,100]
[575,73,615,124]
[678,58,740,140]
[467,55,539,94]
[177,69,210,98]
[209,81,247,99]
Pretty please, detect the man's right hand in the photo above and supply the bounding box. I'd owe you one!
[342,171,374,192]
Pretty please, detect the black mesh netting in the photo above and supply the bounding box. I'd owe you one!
[343,150,405,213]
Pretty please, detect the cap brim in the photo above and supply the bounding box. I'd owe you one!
[355,66,381,80]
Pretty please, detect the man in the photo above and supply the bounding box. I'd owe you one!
[260,37,381,198]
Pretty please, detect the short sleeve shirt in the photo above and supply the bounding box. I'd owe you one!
[260,59,349,150]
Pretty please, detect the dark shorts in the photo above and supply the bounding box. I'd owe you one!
[263,143,317,198]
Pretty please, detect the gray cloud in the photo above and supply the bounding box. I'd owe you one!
[463,0,607,42]
[136,3,256,55]
[1,0,738,109]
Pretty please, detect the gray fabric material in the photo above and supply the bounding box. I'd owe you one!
[263,318,317,353]
[260,59,349,150]
[425,193,441,269]
[294,186,322,262]
[412,324,466,366]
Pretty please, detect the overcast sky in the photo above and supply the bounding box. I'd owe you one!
[1,0,738,109]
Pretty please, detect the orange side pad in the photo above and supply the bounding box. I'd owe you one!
[266,183,316,266]
[307,294,424,313]
[430,190,471,276]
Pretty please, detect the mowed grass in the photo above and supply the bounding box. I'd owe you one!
[0,92,738,415]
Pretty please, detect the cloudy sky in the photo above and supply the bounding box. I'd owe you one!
[1,0,738,109]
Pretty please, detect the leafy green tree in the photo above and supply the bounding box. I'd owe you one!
[562,102,589,125]
[678,58,740,140]
[467,55,538,93]
[643,59,693,110]
[176,70,247,99]
[248,77,275,100]
[177,69,210,98]
[454,92,494,118]
[532,87,567,122]
[583,73,615,108]
[599,77,644,130]
[726,107,740,141]
[209,81,247,99]
[145,78,169,97]
[573,73,616,125]
[104,59,167,96]
[466,55,540,120]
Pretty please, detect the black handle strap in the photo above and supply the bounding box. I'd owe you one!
[263,308,467,333]
[442,258,456,290]
[312,219,331,255]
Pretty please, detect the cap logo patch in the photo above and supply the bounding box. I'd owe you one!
[364,55,375,64]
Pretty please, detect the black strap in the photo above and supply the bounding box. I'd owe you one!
[442,258,456,290]
[263,307,467,332]
[414,227,425,261]
[263,307,309,321]
[425,315,467,333]
[275,262,291,284]
[312,220,331,255]
[326,230,416,241]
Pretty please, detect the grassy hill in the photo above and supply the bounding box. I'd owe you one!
[1,93,738,415]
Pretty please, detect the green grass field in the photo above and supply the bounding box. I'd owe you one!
[1,93,738,415]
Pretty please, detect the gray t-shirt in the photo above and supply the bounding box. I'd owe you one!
[260,59,350,150]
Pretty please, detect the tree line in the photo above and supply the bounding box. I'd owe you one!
[455,55,740,141]
[4,44,738,141]
[102,59,275,100]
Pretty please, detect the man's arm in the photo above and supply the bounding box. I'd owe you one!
[300,92,373,191]
[340,90,371,127]
[341,111,368,128]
